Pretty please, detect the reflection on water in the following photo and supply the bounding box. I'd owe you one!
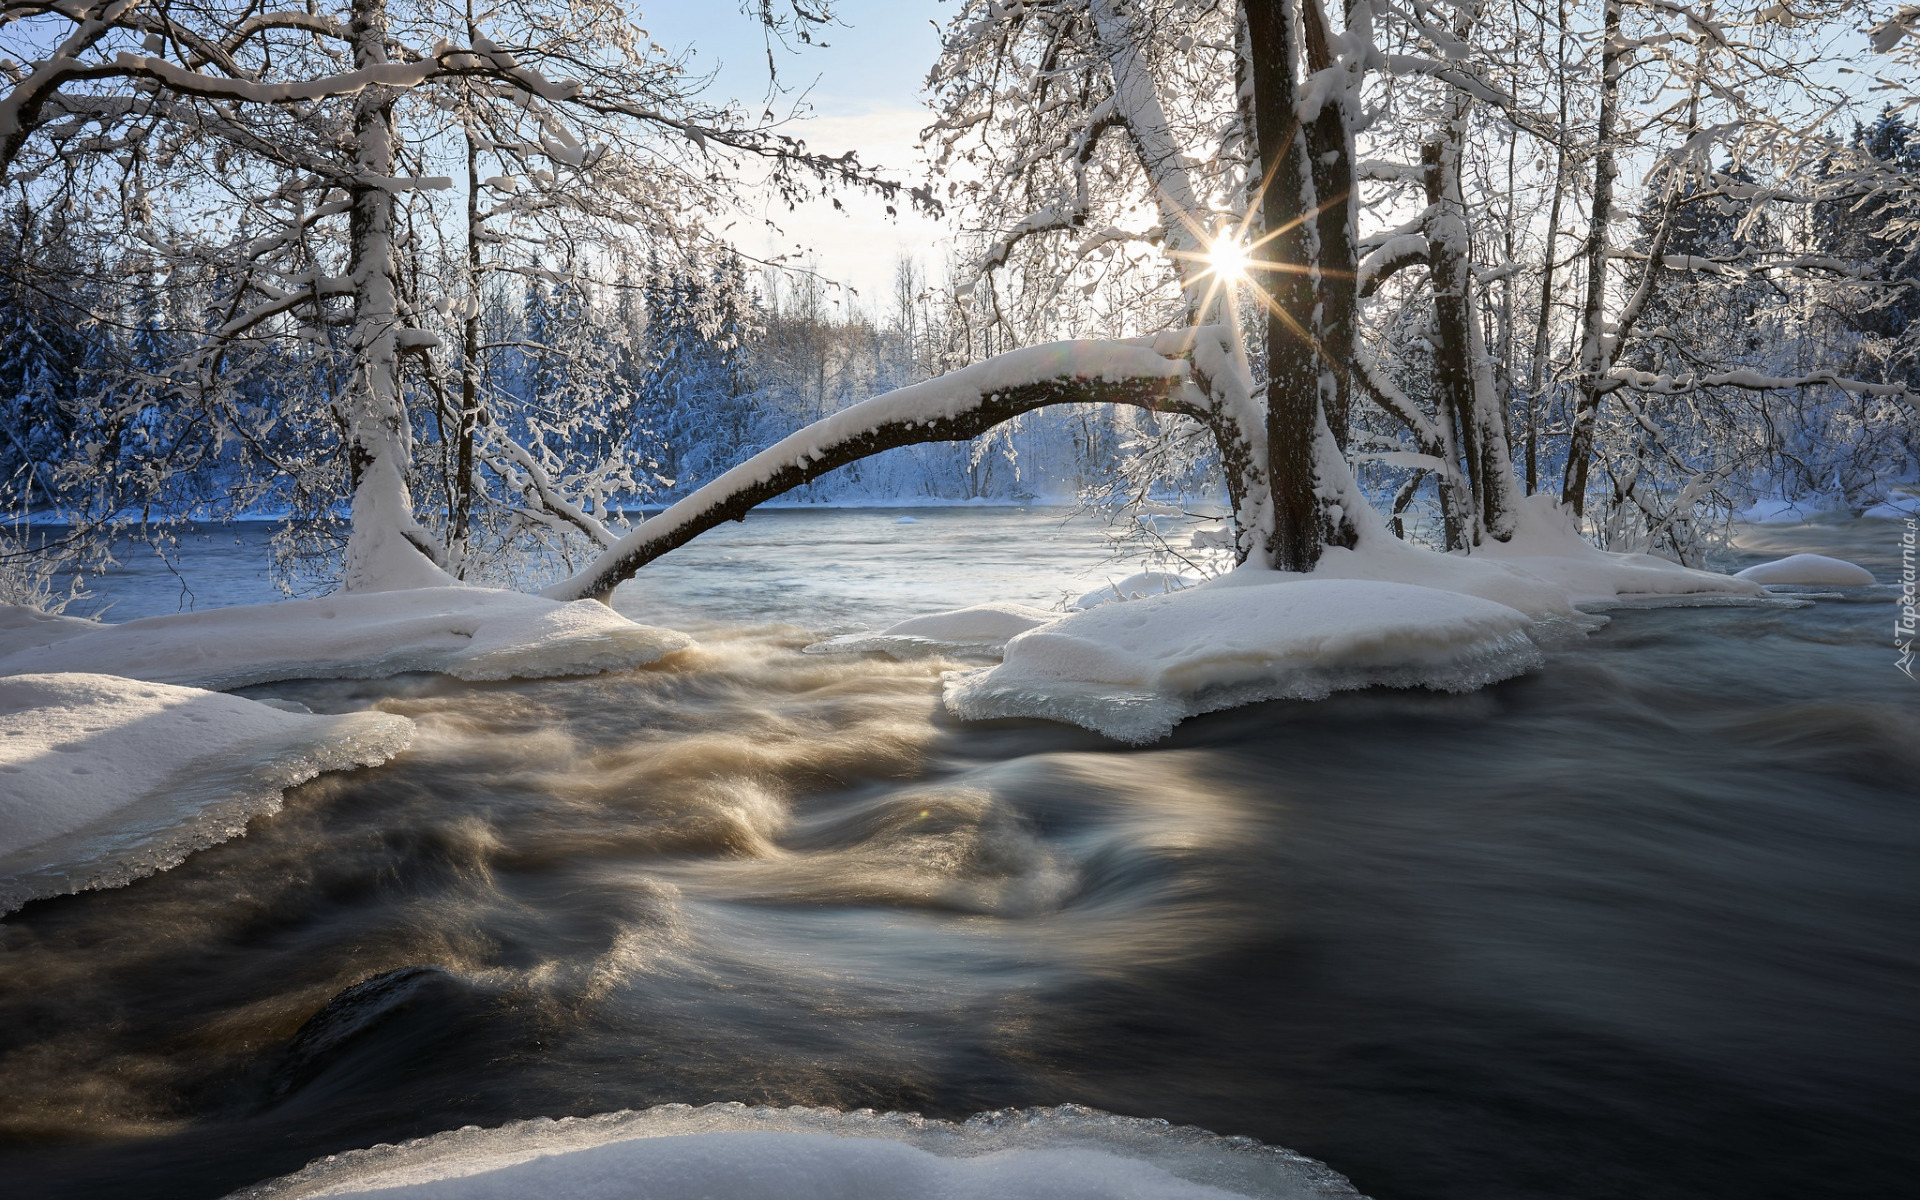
[1,513,1915,1200]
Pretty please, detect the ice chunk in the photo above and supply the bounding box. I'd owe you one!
[0,587,691,690]
[225,1103,1363,1200]
[806,602,1059,659]
[1734,554,1876,586]
[1073,570,1203,610]
[945,579,1542,744]
[895,516,920,524]
[0,673,412,912]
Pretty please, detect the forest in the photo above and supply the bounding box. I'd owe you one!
[1,0,1914,601]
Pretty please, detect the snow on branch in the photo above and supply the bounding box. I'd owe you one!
[479,430,620,551]
[1357,233,1431,297]
[543,338,1204,602]
[1609,366,1919,407]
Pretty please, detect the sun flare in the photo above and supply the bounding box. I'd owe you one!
[1205,236,1252,285]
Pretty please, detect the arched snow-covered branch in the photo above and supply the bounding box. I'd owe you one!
[543,339,1204,602]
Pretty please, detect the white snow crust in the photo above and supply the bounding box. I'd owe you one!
[863,496,1770,743]
[806,601,1060,658]
[0,604,100,654]
[227,1103,1363,1200]
[0,673,413,913]
[946,579,1542,744]
[1073,570,1203,610]
[1734,554,1877,586]
[1472,494,1767,610]
[1737,498,1818,525]
[0,588,691,690]
[1862,493,1920,520]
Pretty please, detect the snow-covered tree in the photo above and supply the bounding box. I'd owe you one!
[0,0,930,590]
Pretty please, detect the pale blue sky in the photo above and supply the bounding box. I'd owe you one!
[639,2,954,305]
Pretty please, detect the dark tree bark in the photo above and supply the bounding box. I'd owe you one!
[1299,0,1357,453]
[1561,0,1623,514]
[1244,0,1341,573]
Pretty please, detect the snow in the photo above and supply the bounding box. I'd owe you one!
[0,588,691,691]
[230,1103,1361,1200]
[0,674,412,913]
[1073,570,1202,610]
[0,605,98,655]
[1473,495,1767,610]
[946,578,1542,744]
[806,602,1059,659]
[543,339,1193,601]
[1863,493,1920,519]
[1737,498,1819,525]
[1734,554,1877,586]
[891,496,1769,743]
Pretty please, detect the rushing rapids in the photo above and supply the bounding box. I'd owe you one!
[0,509,1913,1200]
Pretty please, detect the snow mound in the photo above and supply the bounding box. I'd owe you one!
[0,605,98,656]
[226,1103,1362,1200]
[1863,493,1920,520]
[1073,570,1203,610]
[1737,498,1817,525]
[0,673,412,913]
[0,588,692,690]
[1475,494,1767,609]
[1734,554,1877,586]
[806,602,1060,658]
[945,579,1541,744]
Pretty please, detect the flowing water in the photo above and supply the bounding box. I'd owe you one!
[1,509,1915,1200]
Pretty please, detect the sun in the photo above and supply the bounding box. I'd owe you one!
[1205,236,1253,286]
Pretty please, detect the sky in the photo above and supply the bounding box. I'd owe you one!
[638,2,955,309]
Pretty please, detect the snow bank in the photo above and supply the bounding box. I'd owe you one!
[1737,498,1818,525]
[1863,493,1920,520]
[1073,570,1203,610]
[1735,554,1877,586]
[806,601,1059,658]
[946,579,1542,744]
[228,1103,1362,1200]
[1474,494,1767,610]
[0,674,412,913]
[809,498,1772,743]
[0,605,99,655]
[0,588,691,690]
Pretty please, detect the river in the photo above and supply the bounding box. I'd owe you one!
[1,508,1914,1199]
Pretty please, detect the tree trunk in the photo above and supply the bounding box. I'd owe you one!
[1560,0,1623,516]
[1527,0,1574,496]
[1244,0,1356,572]
[544,341,1202,601]
[1299,0,1357,453]
[1423,96,1521,543]
[451,123,485,576]
[342,0,443,590]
